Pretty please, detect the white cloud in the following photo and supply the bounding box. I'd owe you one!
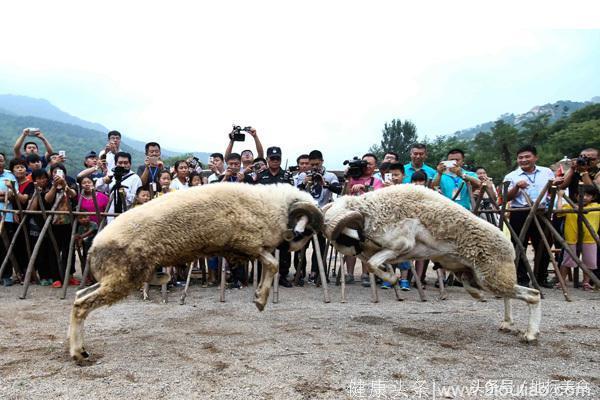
[1,1,599,167]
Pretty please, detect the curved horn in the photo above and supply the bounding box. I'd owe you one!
[288,202,323,232]
[324,210,364,241]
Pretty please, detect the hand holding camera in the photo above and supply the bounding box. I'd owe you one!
[228,125,253,142]
[24,128,41,137]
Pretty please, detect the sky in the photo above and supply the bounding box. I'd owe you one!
[1,1,599,168]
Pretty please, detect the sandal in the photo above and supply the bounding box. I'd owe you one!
[582,282,593,291]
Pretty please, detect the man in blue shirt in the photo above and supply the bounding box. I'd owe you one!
[432,148,481,210]
[403,143,437,184]
[503,145,555,288]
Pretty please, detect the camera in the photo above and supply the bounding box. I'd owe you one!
[343,157,368,179]
[287,165,299,173]
[308,167,324,185]
[229,125,252,142]
[112,166,128,182]
[576,155,592,167]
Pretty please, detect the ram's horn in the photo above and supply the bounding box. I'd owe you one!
[288,202,323,232]
[324,210,364,241]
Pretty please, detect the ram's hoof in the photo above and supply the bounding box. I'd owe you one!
[498,322,514,333]
[71,348,90,364]
[519,331,539,344]
[253,299,265,312]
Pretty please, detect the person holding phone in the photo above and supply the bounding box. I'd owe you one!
[13,128,55,169]
[137,142,164,191]
[432,148,481,210]
[98,130,122,175]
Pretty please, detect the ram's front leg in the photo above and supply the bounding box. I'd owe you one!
[365,249,402,285]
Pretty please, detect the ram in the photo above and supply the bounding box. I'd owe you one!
[68,183,321,362]
[323,184,541,342]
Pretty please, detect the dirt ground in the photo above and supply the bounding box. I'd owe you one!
[0,269,599,400]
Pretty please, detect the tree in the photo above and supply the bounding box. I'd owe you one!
[379,119,418,163]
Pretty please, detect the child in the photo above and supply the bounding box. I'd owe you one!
[556,185,599,290]
[75,214,98,284]
[410,169,428,186]
[157,170,173,196]
[380,163,412,290]
[134,186,151,207]
[189,171,202,187]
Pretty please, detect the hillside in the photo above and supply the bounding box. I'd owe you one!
[0,112,145,174]
[0,94,208,160]
[452,97,600,140]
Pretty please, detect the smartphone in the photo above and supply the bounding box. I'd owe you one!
[209,156,214,164]
[442,160,457,169]
[26,128,40,136]
[56,170,65,178]
[384,173,392,182]
[58,150,66,158]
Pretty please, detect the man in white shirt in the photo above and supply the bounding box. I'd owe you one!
[503,145,555,288]
[96,152,142,220]
[98,130,122,175]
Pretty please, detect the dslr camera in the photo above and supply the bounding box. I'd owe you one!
[229,125,253,142]
[112,166,128,182]
[307,167,324,185]
[343,157,368,179]
[576,155,593,167]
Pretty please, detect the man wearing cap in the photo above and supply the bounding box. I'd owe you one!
[77,151,105,181]
[254,146,294,287]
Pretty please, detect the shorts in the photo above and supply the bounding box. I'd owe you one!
[392,261,411,271]
[561,244,597,269]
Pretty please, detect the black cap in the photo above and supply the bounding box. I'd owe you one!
[85,151,98,159]
[266,146,282,158]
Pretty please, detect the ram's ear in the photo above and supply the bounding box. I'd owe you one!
[323,210,364,242]
[288,202,323,231]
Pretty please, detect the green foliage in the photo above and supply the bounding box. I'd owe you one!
[373,104,600,183]
[379,119,418,164]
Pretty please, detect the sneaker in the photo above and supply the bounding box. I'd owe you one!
[51,280,62,288]
[40,279,52,286]
[361,274,370,287]
[380,281,392,289]
[400,279,410,291]
[2,278,13,287]
[307,273,317,285]
[278,278,292,288]
[68,277,81,286]
[344,274,355,284]
[296,277,305,287]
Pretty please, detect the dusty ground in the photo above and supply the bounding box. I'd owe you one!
[0,271,599,400]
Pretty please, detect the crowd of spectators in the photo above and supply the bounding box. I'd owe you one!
[0,127,598,294]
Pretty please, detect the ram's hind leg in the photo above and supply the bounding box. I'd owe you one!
[499,298,514,332]
[254,250,278,311]
[458,272,486,302]
[512,285,541,343]
[68,279,133,363]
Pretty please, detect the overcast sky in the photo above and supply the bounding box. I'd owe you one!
[1,1,599,168]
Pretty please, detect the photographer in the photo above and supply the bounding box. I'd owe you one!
[346,153,384,195]
[219,153,245,183]
[137,142,164,189]
[344,153,383,286]
[293,154,311,186]
[96,152,142,218]
[432,148,481,210]
[558,148,600,201]
[13,128,54,169]
[224,126,264,170]
[296,150,341,284]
